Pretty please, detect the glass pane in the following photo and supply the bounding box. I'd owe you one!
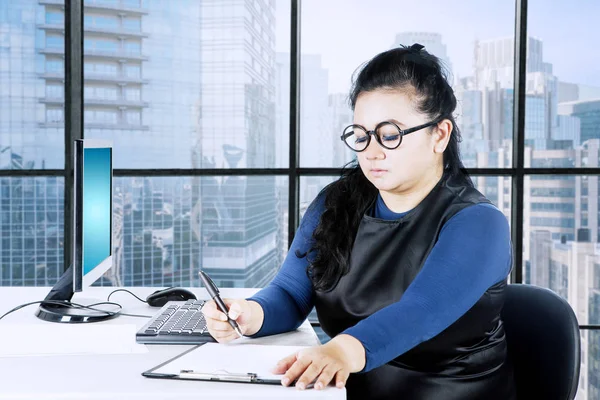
[0,177,64,286]
[0,1,64,169]
[93,176,288,288]
[300,176,336,218]
[524,175,599,325]
[527,0,600,165]
[524,170,600,397]
[82,1,290,169]
[300,0,515,168]
[471,176,512,226]
[589,330,600,399]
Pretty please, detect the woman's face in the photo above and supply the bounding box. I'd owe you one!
[353,89,446,195]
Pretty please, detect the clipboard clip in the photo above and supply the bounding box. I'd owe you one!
[179,369,259,383]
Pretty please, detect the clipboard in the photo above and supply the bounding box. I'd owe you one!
[142,343,309,386]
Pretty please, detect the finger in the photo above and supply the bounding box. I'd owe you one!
[202,302,228,321]
[295,362,325,390]
[271,353,298,374]
[281,357,311,387]
[208,320,235,332]
[314,364,340,390]
[227,302,242,320]
[334,369,350,389]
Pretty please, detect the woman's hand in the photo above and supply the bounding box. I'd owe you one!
[272,334,366,390]
[201,299,264,343]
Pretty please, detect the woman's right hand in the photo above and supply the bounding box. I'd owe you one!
[201,298,260,343]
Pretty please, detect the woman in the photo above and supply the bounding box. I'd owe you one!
[202,43,517,399]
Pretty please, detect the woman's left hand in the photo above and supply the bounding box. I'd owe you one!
[272,334,366,390]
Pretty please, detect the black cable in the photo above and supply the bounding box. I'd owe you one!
[107,288,148,304]
[0,299,151,321]
[0,300,119,321]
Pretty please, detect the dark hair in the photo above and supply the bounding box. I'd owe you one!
[303,44,471,292]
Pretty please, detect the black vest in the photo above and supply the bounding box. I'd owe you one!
[314,175,516,400]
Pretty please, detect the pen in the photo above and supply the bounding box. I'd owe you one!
[199,270,244,338]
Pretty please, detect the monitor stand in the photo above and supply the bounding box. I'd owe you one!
[35,265,120,323]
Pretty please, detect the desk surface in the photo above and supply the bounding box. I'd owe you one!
[0,287,345,400]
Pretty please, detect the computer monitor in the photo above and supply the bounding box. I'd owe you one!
[73,139,113,290]
[35,139,117,323]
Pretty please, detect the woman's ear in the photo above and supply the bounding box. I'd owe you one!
[433,119,453,153]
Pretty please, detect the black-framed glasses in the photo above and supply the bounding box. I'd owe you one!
[340,119,441,152]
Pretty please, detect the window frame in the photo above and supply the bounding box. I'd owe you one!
[1,0,598,332]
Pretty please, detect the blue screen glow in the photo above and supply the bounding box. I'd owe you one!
[83,147,111,276]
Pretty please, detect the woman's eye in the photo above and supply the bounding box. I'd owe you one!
[382,134,400,142]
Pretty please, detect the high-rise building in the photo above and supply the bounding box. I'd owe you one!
[195,0,279,288]
[1,1,66,285]
[474,36,549,90]
[276,53,330,167]
[328,92,353,168]
[1,0,281,289]
[558,82,600,103]
[558,99,600,144]
[529,235,600,400]
[469,38,598,398]
[393,32,453,84]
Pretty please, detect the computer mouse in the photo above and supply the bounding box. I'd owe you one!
[146,287,197,307]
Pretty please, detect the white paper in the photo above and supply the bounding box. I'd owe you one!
[0,324,148,357]
[153,343,309,381]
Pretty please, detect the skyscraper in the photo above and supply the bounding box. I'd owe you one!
[558,99,600,144]
[195,0,279,288]
[1,0,282,289]
[393,32,453,84]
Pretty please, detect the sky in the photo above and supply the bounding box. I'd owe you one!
[274,0,600,94]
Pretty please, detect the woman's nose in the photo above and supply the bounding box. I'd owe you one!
[363,137,385,160]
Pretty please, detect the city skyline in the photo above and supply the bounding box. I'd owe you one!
[283,0,600,94]
[1,1,599,397]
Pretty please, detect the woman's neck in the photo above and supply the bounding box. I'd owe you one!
[379,170,444,214]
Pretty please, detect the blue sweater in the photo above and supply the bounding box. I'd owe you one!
[248,193,512,373]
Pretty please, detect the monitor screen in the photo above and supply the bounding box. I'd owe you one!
[82,147,112,276]
[73,140,113,290]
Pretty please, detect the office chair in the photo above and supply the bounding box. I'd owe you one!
[501,283,581,400]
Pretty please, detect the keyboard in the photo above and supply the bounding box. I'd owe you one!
[135,300,216,344]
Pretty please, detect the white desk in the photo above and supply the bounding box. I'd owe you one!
[0,287,345,400]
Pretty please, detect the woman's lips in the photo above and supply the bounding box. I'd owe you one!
[370,169,387,177]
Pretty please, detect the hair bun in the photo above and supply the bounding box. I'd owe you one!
[408,43,425,53]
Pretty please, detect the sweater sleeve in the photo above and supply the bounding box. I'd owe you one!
[246,195,325,337]
[342,203,512,372]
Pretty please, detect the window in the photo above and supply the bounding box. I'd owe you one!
[524,4,600,395]
[46,59,63,73]
[124,87,141,101]
[123,17,141,32]
[528,0,600,162]
[84,61,118,76]
[125,110,141,124]
[5,4,598,397]
[46,84,63,99]
[46,34,63,49]
[0,177,64,286]
[85,85,118,100]
[300,1,515,169]
[85,109,118,124]
[45,108,63,123]
[46,11,64,24]
[124,64,141,78]
[124,41,141,54]
[85,38,118,52]
[84,14,118,30]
